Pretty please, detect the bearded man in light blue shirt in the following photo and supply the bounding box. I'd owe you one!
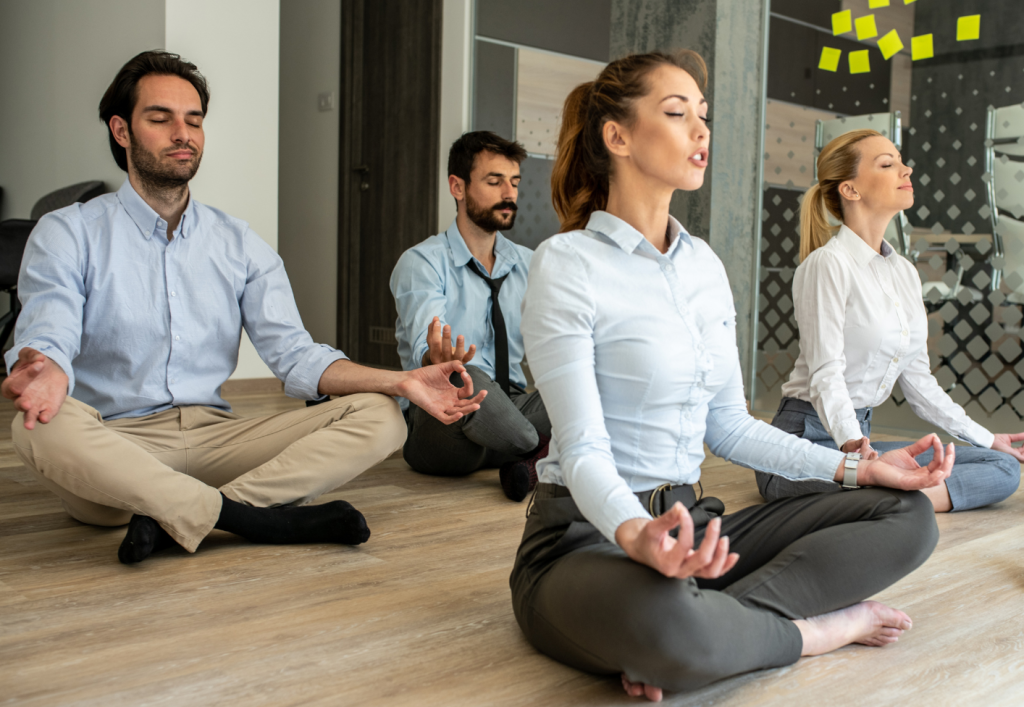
[1,50,482,565]
[390,132,550,502]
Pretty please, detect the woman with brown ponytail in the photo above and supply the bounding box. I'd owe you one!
[512,52,956,700]
[756,130,1021,513]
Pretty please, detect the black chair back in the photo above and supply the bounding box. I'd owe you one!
[30,181,105,221]
[0,220,36,291]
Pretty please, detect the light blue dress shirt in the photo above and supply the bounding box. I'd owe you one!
[7,179,346,420]
[521,211,845,544]
[390,220,532,400]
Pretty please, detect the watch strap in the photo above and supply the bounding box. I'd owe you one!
[843,453,861,489]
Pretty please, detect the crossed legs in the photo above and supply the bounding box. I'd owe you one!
[512,487,937,695]
[13,394,406,559]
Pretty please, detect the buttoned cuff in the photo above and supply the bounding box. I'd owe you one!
[283,345,348,400]
[595,494,654,547]
[832,420,866,450]
[801,444,846,482]
[5,343,76,397]
[961,422,995,449]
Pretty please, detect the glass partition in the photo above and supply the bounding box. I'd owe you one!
[752,0,1024,437]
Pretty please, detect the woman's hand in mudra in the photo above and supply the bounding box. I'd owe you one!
[615,504,739,580]
[858,434,955,491]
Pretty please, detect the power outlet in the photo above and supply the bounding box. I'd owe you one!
[318,91,335,112]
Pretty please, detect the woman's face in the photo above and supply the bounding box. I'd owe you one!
[843,135,914,213]
[609,64,710,192]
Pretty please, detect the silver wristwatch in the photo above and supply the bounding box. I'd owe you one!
[843,452,861,489]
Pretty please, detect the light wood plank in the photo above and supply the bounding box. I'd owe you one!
[1,390,1022,706]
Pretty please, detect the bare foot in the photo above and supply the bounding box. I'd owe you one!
[622,674,663,702]
[795,600,912,656]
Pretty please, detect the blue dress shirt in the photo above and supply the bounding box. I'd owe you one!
[521,211,845,544]
[390,220,532,397]
[7,180,346,420]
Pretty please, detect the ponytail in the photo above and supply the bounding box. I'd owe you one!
[551,82,607,233]
[799,128,881,260]
[550,49,708,233]
[798,183,834,261]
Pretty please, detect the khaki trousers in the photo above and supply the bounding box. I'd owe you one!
[12,394,407,552]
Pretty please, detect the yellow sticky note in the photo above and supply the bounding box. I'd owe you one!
[869,0,889,7]
[957,15,980,41]
[832,10,852,35]
[849,49,871,74]
[904,0,916,4]
[911,34,934,60]
[855,14,878,40]
[819,47,842,72]
[878,29,904,60]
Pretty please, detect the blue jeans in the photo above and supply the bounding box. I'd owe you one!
[755,397,1020,511]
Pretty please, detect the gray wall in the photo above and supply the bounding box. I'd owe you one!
[610,0,768,385]
[278,0,340,347]
[0,0,165,221]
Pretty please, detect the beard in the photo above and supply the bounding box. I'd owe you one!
[129,130,202,193]
[466,191,518,233]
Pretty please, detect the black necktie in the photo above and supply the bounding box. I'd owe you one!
[467,260,510,396]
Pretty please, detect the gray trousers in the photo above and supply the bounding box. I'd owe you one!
[755,397,1020,511]
[510,482,938,693]
[403,365,550,476]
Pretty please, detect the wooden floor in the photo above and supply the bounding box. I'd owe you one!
[2,391,1023,706]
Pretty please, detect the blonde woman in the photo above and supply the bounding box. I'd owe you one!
[513,53,955,700]
[756,129,1021,512]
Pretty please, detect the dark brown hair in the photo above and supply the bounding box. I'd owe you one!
[800,129,881,260]
[448,131,527,183]
[98,50,210,171]
[551,50,708,232]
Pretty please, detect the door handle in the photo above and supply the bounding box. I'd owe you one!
[354,165,370,191]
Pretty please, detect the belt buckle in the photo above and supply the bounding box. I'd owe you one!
[648,483,673,517]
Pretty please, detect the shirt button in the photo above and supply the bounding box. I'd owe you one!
[895,302,900,307]
[169,377,175,384]
[902,330,908,336]
[175,335,180,341]
[171,291,177,297]
[893,357,899,363]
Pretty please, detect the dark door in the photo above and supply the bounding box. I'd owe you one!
[338,0,441,367]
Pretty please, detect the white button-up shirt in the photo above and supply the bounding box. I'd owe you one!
[781,224,993,449]
[521,211,844,544]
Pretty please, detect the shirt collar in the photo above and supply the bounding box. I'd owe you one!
[117,178,197,241]
[444,219,519,275]
[836,224,894,266]
[584,210,693,254]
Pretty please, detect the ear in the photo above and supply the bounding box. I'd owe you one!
[109,115,131,150]
[449,174,466,204]
[603,120,630,159]
[838,180,860,203]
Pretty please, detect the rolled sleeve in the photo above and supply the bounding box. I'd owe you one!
[522,237,650,544]
[240,230,347,400]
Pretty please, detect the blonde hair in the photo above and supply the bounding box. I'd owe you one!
[799,128,881,261]
[551,50,708,232]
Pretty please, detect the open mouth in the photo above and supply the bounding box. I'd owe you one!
[689,148,709,168]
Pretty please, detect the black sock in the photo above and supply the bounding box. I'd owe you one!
[118,515,180,564]
[215,494,371,546]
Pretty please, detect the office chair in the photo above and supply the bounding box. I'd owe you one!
[30,181,105,220]
[0,219,36,353]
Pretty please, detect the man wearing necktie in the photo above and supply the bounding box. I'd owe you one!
[390,132,551,501]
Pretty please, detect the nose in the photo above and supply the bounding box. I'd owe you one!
[502,180,517,202]
[169,117,190,145]
[693,116,709,142]
[903,163,913,178]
